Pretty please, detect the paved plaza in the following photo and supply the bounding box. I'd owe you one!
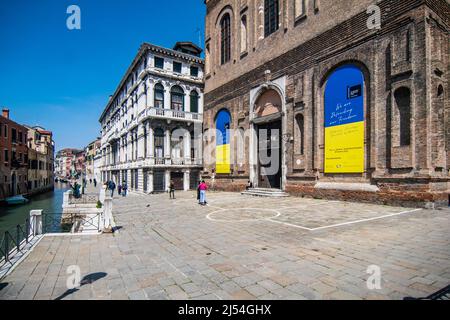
[1,191,449,300]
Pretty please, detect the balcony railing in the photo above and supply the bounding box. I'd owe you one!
[144,107,202,122]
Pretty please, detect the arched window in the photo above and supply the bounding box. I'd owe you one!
[240,15,248,53]
[171,128,184,159]
[394,87,411,146]
[236,127,246,167]
[171,86,184,111]
[220,13,231,65]
[264,0,279,37]
[154,83,164,108]
[154,128,164,159]
[190,90,199,113]
[295,114,304,155]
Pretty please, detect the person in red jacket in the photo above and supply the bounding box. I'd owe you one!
[198,180,208,205]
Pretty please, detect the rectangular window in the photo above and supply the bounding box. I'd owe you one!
[11,128,17,143]
[4,150,8,162]
[190,66,199,77]
[155,57,164,69]
[264,0,279,37]
[3,125,7,138]
[18,131,23,144]
[173,61,182,74]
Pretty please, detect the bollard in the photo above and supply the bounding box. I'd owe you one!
[29,210,43,236]
[102,197,113,233]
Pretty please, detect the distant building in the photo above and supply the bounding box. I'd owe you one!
[99,42,204,193]
[74,150,85,179]
[25,125,55,195]
[55,148,81,179]
[85,138,101,182]
[0,108,29,200]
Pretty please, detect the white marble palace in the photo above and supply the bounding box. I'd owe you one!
[99,42,204,193]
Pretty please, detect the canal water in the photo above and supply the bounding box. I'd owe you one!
[0,182,70,236]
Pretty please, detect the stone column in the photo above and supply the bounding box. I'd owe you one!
[138,124,145,160]
[29,210,43,236]
[164,129,171,159]
[165,170,171,192]
[146,122,154,159]
[146,79,153,108]
[185,130,191,164]
[183,170,190,191]
[138,168,144,192]
[147,170,154,193]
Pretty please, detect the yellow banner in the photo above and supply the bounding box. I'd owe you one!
[325,121,364,173]
[216,144,230,174]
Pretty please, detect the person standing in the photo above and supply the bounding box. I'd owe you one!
[118,184,122,196]
[169,180,176,199]
[199,180,208,206]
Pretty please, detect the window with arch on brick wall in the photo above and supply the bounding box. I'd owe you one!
[295,114,305,155]
[220,13,231,65]
[394,87,411,146]
[240,15,248,53]
[264,0,279,37]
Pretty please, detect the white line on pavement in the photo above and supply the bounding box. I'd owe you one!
[308,208,423,231]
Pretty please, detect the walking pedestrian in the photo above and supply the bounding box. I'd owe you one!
[89,178,92,185]
[109,181,116,197]
[118,184,122,196]
[122,181,128,197]
[169,180,175,199]
[94,178,97,187]
[199,180,208,206]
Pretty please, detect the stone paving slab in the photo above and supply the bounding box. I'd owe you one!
[0,191,449,300]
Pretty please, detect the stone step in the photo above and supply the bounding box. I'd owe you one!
[241,188,289,198]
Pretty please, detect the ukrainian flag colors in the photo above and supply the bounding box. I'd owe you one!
[215,109,231,174]
[324,65,365,173]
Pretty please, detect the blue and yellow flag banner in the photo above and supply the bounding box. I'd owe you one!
[215,110,231,174]
[324,65,365,173]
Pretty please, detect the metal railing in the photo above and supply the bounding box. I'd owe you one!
[0,218,35,268]
[42,212,102,234]
[1,211,102,269]
[68,193,99,205]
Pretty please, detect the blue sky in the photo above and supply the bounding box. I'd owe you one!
[0,0,205,151]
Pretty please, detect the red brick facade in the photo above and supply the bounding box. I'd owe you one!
[0,109,29,200]
[203,0,450,207]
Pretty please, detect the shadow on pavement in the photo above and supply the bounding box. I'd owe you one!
[0,283,8,292]
[404,284,450,300]
[54,272,107,300]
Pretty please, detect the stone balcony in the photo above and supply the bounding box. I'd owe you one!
[140,107,203,124]
[101,157,203,171]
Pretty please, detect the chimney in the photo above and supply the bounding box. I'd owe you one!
[2,108,9,119]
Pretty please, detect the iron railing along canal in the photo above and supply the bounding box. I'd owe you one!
[1,211,102,268]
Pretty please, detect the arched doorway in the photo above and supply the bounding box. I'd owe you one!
[253,89,282,189]
[324,65,365,174]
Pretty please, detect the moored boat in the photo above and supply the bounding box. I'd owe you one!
[5,195,29,205]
